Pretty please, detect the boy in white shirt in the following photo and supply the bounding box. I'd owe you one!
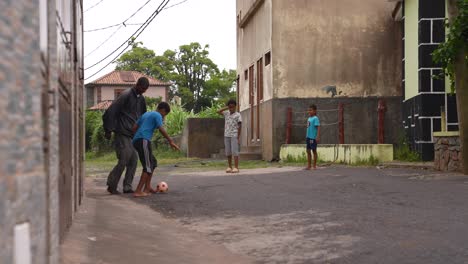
[218,99,242,173]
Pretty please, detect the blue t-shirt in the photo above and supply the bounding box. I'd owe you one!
[132,111,163,143]
[306,116,320,139]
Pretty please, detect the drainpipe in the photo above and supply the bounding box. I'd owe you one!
[338,103,344,144]
[378,99,387,144]
[286,107,292,144]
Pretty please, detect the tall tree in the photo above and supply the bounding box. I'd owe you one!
[203,69,237,103]
[115,42,156,76]
[169,43,219,112]
[115,42,237,112]
[433,0,468,173]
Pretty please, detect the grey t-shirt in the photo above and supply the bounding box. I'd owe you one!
[223,111,242,137]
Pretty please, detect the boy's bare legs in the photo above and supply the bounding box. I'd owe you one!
[144,172,157,193]
[312,150,318,169]
[306,149,312,170]
[234,156,239,170]
[134,172,149,197]
[227,155,233,169]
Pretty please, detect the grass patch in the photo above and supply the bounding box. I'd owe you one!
[280,153,325,167]
[351,155,380,167]
[85,146,194,176]
[85,147,275,175]
[394,133,421,162]
[175,160,275,170]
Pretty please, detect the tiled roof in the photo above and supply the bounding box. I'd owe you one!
[86,70,170,86]
[88,100,113,110]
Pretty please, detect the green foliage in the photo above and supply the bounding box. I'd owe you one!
[432,0,468,92]
[352,155,380,166]
[86,102,224,154]
[145,96,162,110]
[203,69,237,104]
[197,101,224,118]
[90,124,113,153]
[164,104,195,136]
[114,42,237,112]
[85,110,104,151]
[394,133,421,162]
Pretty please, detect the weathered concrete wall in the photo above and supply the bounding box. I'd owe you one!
[272,0,402,98]
[434,132,463,172]
[270,97,402,160]
[237,0,273,111]
[241,97,401,160]
[181,118,225,158]
[280,144,394,164]
[240,99,274,160]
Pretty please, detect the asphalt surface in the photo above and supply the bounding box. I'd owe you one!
[128,166,468,264]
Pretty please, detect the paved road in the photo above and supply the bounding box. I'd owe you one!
[131,166,468,264]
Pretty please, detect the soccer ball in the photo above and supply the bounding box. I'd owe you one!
[157,182,169,193]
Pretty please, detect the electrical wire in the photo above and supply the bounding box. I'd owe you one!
[85,0,171,81]
[85,0,154,32]
[84,0,105,13]
[85,0,168,71]
[163,0,188,10]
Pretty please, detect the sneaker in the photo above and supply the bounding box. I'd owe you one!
[107,187,121,195]
[123,189,135,194]
[232,168,239,173]
[226,167,233,173]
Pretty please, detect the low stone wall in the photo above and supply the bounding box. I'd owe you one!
[181,118,225,158]
[280,144,394,164]
[434,132,462,172]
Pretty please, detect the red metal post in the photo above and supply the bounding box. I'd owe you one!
[338,103,344,144]
[378,99,387,144]
[286,107,292,144]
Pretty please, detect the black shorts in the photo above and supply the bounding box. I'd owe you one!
[306,138,317,151]
[133,139,157,173]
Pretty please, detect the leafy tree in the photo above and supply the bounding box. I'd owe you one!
[115,42,156,77]
[115,42,237,113]
[433,0,468,173]
[204,69,237,104]
[168,43,219,112]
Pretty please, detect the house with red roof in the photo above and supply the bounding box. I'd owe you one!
[85,70,170,108]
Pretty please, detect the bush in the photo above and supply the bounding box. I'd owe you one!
[197,102,223,118]
[394,132,421,162]
[90,123,113,153]
[145,96,162,110]
[85,110,104,151]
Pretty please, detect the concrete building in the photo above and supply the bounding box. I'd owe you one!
[236,0,402,160]
[85,70,170,108]
[0,0,84,263]
[392,0,458,161]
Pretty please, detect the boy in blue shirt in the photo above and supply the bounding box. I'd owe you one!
[306,105,321,170]
[132,102,179,197]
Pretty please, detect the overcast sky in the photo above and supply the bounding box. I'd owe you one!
[83,0,236,82]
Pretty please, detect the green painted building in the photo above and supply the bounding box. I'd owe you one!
[393,0,458,161]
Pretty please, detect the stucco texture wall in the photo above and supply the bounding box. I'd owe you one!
[181,118,225,158]
[272,0,402,99]
[237,0,273,111]
[100,86,167,102]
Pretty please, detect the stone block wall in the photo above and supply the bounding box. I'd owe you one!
[0,1,48,263]
[0,0,84,263]
[181,118,225,158]
[434,133,463,172]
